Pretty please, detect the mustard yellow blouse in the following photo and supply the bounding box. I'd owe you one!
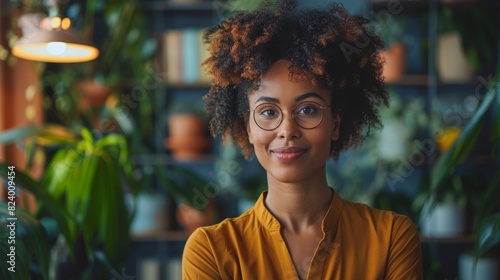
[182,191,423,279]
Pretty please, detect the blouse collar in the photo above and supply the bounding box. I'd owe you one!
[253,189,344,234]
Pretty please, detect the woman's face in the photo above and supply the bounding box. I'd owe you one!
[247,60,341,184]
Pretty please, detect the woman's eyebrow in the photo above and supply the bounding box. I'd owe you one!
[295,92,326,102]
[254,92,326,104]
[254,96,279,104]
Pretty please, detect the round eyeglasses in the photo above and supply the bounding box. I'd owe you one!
[250,101,330,131]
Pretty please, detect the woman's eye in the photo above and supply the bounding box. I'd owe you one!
[259,108,279,118]
[297,104,318,116]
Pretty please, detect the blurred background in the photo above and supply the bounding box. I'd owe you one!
[0,0,499,279]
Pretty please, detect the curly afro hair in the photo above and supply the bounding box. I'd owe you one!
[203,0,388,159]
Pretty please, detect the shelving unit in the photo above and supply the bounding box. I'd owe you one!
[125,1,499,279]
[368,0,500,278]
[125,2,236,279]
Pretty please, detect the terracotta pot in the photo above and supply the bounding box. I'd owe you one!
[164,136,211,160]
[166,114,211,159]
[381,43,406,82]
[176,202,217,234]
[75,79,113,110]
[167,114,206,137]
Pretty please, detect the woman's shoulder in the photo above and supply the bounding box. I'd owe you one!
[340,197,417,232]
[191,206,258,239]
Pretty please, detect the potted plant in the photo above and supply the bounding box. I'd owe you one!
[164,99,212,160]
[416,173,469,237]
[155,164,219,234]
[41,0,156,141]
[0,162,76,280]
[0,124,139,279]
[416,68,500,278]
[437,7,498,82]
[375,16,411,82]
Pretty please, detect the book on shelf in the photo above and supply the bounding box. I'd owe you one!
[166,258,182,280]
[139,258,182,280]
[161,28,212,85]
[140,258,161,280]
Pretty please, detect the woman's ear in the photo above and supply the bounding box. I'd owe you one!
[245,114,254,144]
[331,113,341,141]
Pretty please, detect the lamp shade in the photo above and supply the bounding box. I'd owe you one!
[12,14,99,63]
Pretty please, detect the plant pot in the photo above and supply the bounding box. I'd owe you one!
[166,114,211,159]
[459,253,499,280]
[421,202,465,237]
[176,202,217,234]
[167,114,206,137]
[437,32,474,82]
[164,136,211,160]
[75,79,113,110]
[129,192,171,235]
[381,42,406,82]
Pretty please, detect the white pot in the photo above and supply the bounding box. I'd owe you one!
[129,193,170,235]
[437,32,474,82]
[421,202,465,237]
[377,119,411,162]
[459,253,499,280]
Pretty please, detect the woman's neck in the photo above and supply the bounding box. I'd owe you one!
[264,178,333,233]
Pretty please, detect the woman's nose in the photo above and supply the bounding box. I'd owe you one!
[276,112,301,140]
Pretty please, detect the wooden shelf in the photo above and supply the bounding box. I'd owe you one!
[385,75,431,86]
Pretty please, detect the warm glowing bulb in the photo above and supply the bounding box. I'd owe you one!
[61,18,71,30]
[51,17,61,29]
[46,42,67,55]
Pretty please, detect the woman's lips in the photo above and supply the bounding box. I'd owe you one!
[271,147,307,162]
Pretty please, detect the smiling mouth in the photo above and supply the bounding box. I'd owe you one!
[271,147,307,161]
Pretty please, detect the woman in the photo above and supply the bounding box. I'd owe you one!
[182,1,423,279]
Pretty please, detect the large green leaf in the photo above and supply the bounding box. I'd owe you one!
[474,213,500,258]
[1,125,134,272]
[429,88,497,200]
[0,124,78,146]
[0,163,76,254]
[0,202,50,279]
[492,89,500,146]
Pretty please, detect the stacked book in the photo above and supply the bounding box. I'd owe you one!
[160,28,212,85]
[139,258,182,280]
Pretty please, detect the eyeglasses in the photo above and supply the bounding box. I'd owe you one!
[250,101,330,131]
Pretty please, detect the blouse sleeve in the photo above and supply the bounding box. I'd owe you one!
[384,215,423,280]
[182,228,222,280]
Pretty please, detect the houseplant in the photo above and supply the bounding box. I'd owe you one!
[41,0,156,150]
[416,68,500,278]
[155,163,219,233]
[0,124,139,278]
[164,98,212,160]
[437,7,498,82]
[374,16,411,82]
[0,162,76,280]
[327,91,428,208]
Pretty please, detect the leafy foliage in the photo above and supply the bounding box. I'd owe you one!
[0,124,138,277]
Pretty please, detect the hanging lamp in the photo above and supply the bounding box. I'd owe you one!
[12,2,99,63]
